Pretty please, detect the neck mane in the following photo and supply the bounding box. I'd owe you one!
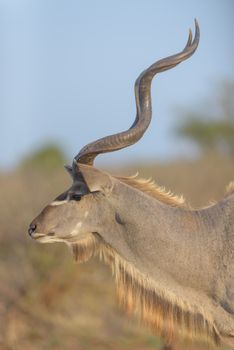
[71,234,220,346]
[117,175,234,208]
[117,175,186,207]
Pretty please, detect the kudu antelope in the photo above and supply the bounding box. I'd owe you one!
[28,20,234,349]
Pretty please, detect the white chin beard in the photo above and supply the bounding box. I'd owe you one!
[34,235,63,244]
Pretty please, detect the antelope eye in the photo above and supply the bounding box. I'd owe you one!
[70,193,82,201]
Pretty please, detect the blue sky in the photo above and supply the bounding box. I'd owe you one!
[1,0,233,169]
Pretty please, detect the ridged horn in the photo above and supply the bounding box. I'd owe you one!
[75,19,200,166]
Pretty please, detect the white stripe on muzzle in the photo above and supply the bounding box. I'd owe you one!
[50,200,68,206]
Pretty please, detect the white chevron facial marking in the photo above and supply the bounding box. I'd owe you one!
[50,200,68,206]
[71,221,82,235]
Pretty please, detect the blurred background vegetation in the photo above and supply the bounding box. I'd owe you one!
[176,81,234,158]
[0,81,233,350]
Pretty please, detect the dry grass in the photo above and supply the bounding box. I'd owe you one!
[0,154,233,350]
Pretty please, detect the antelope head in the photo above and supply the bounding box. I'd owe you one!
[28,161,115,248]
[29,20,200,248]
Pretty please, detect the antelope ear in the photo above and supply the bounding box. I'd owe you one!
[76,163,113,192]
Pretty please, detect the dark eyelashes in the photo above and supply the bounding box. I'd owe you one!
[69,193,82,201]
[69,191,100,201]
[55,190,84,202]
[55,189,99,203]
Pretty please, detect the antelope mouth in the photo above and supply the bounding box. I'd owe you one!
[33,233,46,239]
[33,232,56,243]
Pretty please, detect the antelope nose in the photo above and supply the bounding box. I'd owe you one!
[28,223,37,236]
